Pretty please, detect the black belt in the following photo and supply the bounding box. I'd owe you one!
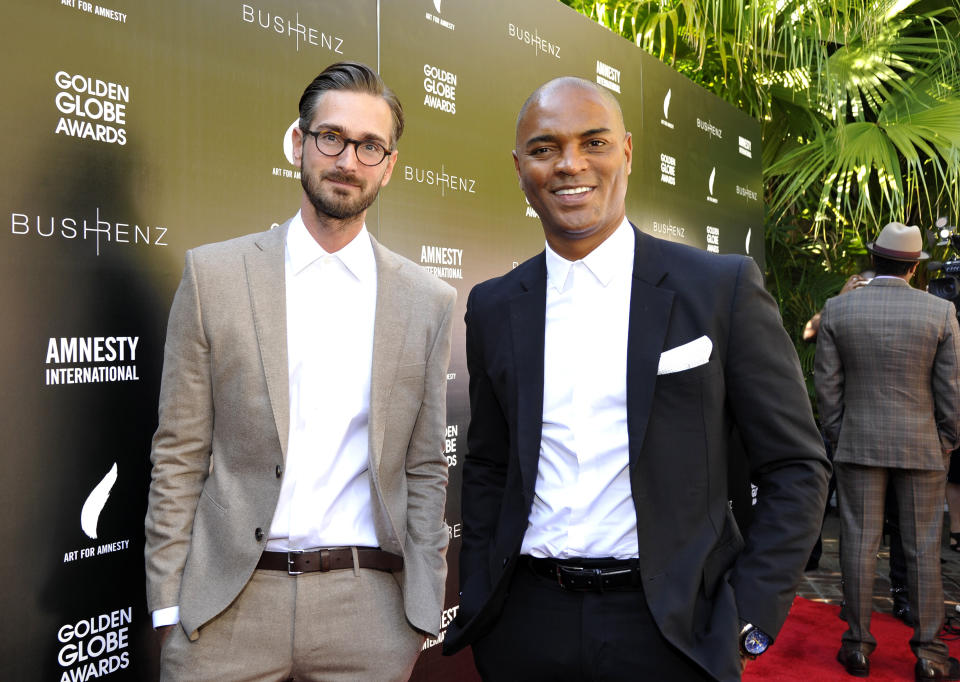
[256,547,403,575]
[527,556,642,591]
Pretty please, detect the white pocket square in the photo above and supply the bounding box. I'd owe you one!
[657,336,713,375]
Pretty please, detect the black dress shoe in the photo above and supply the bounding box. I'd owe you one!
[837,647,870,677]
[915,656,960,681]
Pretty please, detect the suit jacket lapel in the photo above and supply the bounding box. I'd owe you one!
[626,228,674,474]
[510,255,547,495]
[245,221,291,461]
[368,235,411,479]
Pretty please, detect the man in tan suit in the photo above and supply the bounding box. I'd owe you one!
[816,221,960,680]
[144,61,455,681]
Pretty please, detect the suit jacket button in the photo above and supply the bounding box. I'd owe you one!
[275,465,282,478]
[255,528,264,542]
[503,557,508,566]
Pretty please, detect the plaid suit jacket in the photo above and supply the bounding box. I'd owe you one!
[815,277,960,469]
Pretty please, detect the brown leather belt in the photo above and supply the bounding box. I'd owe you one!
[256,547,403,575]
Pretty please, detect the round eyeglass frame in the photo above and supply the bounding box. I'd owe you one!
[302,129,392,167]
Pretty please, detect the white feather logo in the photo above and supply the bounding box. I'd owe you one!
[745,228,752,254]
[663,89,672,119]
[434,0,442,13]
[81,463,118,540]
[708,167,716,196]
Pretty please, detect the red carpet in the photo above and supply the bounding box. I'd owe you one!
[744,596,960,681]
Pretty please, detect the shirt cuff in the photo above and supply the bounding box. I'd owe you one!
[152,606,180,629]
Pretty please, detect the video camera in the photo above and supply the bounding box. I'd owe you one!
[926,217,960,314]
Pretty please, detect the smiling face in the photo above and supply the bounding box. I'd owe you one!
[513,79,632,260]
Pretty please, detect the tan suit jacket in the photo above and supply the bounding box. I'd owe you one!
[144,219,456,639]
[816,277,960,467]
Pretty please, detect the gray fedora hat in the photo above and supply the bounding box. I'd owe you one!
[866,222,929,261]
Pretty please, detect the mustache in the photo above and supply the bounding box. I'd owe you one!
[322,171,362,186]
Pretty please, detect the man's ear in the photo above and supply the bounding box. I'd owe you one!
[291,127,304,169]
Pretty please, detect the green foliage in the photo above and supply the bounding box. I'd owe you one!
[560,0,960,403]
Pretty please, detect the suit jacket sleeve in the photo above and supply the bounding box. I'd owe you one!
[144,250,213,614]
[932,305,960,453]
[725,258,830,638]
[402,288,456,635]
[814,300,844,448]
[456,286,511,624]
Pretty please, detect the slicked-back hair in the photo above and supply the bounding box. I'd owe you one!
[298,61,404,147]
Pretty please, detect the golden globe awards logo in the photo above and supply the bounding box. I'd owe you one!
[57,608,132,681]
[422,64,457,115]
[706,225,720,253]
[659,153,676,185]
[54,71,128,146]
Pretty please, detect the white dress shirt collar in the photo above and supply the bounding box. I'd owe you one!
[544,217,634,293]
[287,210,376,282]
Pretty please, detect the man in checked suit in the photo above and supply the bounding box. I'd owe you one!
[442,77,830,681]
[816,221,960,680]
[144,61,455,681]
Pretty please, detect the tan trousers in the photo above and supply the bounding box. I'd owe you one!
[160,565,425,681]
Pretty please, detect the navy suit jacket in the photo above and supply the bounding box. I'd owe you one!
[444,227,829,681]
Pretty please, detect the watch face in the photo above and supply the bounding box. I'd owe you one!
[744,629,771,655]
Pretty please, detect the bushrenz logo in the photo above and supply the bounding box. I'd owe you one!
[659,153,676,185]
[54,71,128,146]
[420,245,463,280]
[403,164,477,198]
[707,167,718,204]
[652,219,685,239]
[11,209,168,256]
[596,60,621,93]
[423,64,457,115]
[44,336,140,386]
[737,185,759,201]
[696,118,722,140]
[706,225,720,253]
[508,23,560,59]
[738,135,753,158]
[425,0,454,30]
[241,3,344,53]
[660,90,674,129]
[57,608,132,680]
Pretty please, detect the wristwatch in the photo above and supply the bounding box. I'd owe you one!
[739,622,771,658]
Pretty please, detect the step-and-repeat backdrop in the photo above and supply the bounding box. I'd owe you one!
[1,1,761,679]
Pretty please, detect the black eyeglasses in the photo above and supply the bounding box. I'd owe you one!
[303,129,392,166]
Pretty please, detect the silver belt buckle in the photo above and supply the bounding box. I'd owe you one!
[287,549,304,575]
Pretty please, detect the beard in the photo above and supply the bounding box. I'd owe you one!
[300,169,382,221]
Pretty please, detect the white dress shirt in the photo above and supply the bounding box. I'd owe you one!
[520,217,639,560]
[267,211,380,551]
